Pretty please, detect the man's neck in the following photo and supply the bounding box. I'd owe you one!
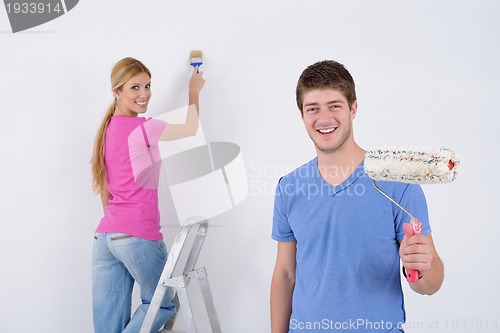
[317,142,366,187]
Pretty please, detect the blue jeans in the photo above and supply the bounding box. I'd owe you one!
[92,233,176,333]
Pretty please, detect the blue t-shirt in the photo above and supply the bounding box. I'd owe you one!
[272,157,431,333]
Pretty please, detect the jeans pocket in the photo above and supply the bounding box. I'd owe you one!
[110,234,134,241]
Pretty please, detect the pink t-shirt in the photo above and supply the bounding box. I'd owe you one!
[96,115,167,240]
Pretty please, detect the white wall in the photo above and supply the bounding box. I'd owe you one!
[1,1,499,332]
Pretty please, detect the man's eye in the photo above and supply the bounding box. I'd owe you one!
[307,108,318,113]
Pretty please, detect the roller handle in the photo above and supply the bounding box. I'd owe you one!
[403,219,422,282]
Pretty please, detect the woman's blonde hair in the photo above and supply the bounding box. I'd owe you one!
[90,57,151,193]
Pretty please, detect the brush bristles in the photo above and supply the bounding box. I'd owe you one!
[190,50,203,60]
[364,147,459,184]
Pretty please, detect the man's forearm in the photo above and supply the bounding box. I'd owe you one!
[271,274,294,333]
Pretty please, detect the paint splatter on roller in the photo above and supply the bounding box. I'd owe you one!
[365,147,459,184]
[364,146,459,282]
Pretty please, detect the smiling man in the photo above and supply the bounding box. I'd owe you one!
[270,60,444,333]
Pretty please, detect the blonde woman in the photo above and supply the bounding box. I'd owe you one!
[91,57,204,333]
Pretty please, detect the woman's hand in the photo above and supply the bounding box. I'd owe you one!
[189,67,205,97]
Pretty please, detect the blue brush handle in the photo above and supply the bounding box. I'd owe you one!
[191,62,203,73]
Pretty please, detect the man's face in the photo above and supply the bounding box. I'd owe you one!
[301,88,357,154]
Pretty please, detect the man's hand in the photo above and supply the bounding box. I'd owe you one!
[399,233,444,295]
[400,233,434,274]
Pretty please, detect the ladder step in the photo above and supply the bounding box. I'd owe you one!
[142,220,222,333]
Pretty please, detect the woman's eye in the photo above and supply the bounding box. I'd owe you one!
[131,85,139,90]
[145,83,151,89]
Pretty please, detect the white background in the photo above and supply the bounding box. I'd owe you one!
[1,1,499,332]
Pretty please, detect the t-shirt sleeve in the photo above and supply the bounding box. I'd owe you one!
[395,183,431,240]
[127,118,167,189]
[272,177,296,242]
[144,118,167,144]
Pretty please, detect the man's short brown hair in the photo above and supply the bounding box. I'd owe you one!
[296,60,357,115]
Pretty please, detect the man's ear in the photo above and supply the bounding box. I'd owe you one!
[350,100,358,119]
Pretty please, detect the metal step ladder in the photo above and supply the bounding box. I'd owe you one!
[140,217,222,333]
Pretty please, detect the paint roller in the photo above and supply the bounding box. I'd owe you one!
[364,147,459,282]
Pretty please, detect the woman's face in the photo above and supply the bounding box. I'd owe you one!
[114,72,152,117]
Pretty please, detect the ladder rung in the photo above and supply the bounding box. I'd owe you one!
[142,220,221,333]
